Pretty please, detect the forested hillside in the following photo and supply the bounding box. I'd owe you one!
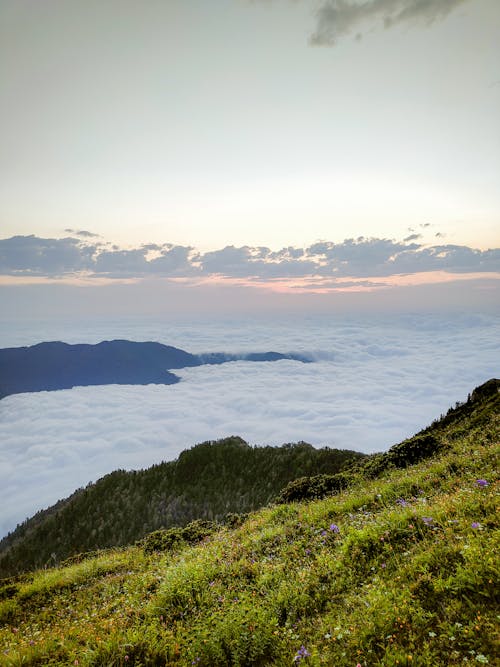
[0,439,363,576]
[0,379,497,666]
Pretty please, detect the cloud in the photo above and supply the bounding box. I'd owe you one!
[0,312,497,537]
[307,237,422,277]
[0,235,196,279]
[0,234,499,285]
[64,229,100,238]
[310,0,470,46]
[0,235,96,276]
[199,245,318,279]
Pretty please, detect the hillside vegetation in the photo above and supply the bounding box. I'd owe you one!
[0,380,498,666]
[0,440,363,577]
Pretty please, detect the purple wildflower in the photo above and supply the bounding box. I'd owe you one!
[294,645,311,662]
[471,522,481,529]
[422,517,433,525]
[397,498,409,507]
[321,530,327,536]
[329,523,340,533]
[476,479,489,488]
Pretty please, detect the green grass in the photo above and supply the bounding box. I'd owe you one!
[0,402,498,666]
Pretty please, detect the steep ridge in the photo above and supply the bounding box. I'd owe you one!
[0,379,497,666]
[0,440,364,577]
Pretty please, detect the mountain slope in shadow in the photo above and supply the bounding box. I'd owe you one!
[0,340,311,399]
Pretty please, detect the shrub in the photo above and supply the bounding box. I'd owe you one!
[364,434,444,478]
[140,519,216,554]
[276,471,353,503]
[224,512,249,528]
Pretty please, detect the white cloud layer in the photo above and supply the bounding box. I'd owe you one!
[0,313,498,537]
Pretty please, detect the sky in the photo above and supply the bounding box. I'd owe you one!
[1,0,499,315]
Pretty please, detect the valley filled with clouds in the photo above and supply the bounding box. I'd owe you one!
[0,313,498,538]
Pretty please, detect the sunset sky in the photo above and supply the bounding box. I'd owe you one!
[1,0,499,312]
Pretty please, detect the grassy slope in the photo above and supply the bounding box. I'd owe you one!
[0,387,498,666]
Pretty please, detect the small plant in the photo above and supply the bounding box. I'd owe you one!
[139,519,216,554]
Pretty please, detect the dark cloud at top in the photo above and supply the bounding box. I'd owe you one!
[310,0,470,46]
[0,234,499,283]
[64,229,100,238]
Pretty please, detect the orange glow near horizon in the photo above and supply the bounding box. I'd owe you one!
[1,271,499,294]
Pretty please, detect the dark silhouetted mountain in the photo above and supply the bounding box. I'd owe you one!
[197,351,312,365]
[0,340,312,399]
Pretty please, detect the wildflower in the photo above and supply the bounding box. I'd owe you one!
[321,530,327,537]
[422,517,433,525]
[329,523,340,533]
[397,498,409,507]
[428,631,436,637]
[476,479,488,488]
[381,562,386,568]
[471,522,481,529]
[294,645,311,662]
[475,655,489,664]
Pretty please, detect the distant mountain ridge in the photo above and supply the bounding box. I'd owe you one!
[0,339,312,399]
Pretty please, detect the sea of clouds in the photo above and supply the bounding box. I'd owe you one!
[1,312,499,537]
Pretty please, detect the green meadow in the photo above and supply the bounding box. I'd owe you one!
[1,382,498,666]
